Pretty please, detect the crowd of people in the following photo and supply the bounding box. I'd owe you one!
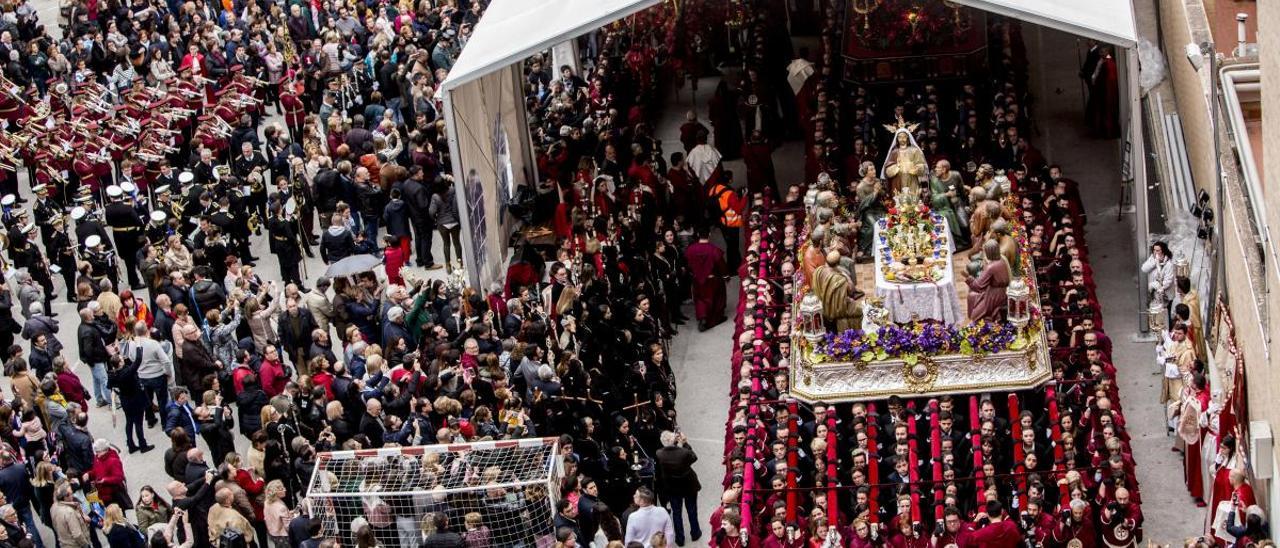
[688,3,1264,548]
[0,0,749,546]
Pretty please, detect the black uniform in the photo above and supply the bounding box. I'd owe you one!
[33,197,62,249]
[232,151,268,222]
[209,207,250,264]
[49,228,76,297]
[74,213,114,250]
[105,200,146,289]
[267,213,304,285]
[146,221,171,250]
[85,246,118,289]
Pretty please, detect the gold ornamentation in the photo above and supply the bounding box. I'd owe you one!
[902,356,938,393]
[851,0,882,31]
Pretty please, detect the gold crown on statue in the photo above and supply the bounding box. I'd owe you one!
[881,115,920,136]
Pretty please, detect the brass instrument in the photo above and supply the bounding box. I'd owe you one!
[247,212,261,233]
[238,75,268,88]
[85,148,112,164]
[229,93,263,108]
[134,148,164,163]
[144,86,170,101]
[75,93,114,115]
[0,74,26,105]
[210,116,235,137]
[170,197,186,219]
[277,27,297,66]
[110,119,141,137]
[193,75,217,86]
[173,86,202,99]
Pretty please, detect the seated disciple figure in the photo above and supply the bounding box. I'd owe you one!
[965,239,1011,323]
[812,250,862,331]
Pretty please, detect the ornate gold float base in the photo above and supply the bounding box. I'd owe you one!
[790,333,1051,403]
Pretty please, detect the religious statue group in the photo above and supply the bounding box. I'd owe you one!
[800,120,1025,334]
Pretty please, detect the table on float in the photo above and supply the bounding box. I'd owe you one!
[871,217,964,325]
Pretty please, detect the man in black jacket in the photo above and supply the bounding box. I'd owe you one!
[421,513,464,548]
[278,298,318,368]
[354,167,385,242]
[654,430,703,545]
[358,398,387,448]
[313,159,342,228]
[190,266,227,319]
[77,307,112,407]
[320,214,355,264]
[400,166,438,268]
[106,353,154,453]
[57,411,94,476]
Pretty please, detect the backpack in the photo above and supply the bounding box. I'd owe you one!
[217,528,248,548]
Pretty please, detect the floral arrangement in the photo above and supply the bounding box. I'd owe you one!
[814,319,1028,364]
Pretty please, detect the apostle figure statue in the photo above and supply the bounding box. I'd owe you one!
[854,161,887,257]
[881,119,926,194]
[929,159,970,250]
[812,250,862,331]
[965,239,1011,323]
[801,224,828,284]
[990,219,1021,276]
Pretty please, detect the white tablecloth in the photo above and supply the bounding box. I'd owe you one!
[873,218,964,325]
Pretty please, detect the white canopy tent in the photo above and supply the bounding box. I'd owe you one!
[438,0,1143,290]
[438,0,659,289]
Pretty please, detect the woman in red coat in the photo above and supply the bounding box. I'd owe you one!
[90,440,129,508]
[383,235,407,286]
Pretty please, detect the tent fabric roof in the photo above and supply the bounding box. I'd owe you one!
[951,0,1137,48]
[442,0,1137,92]
[440,0,660,92]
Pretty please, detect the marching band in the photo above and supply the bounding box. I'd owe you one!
[0,66,311,301]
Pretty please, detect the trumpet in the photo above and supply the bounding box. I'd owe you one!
[76,94,114,115]
[173,86,202,99]
[44,167,68,185]
[238,75,268,88]
[146,138,178,154]
[85,148,112,164]
[134,149,164,163]
[110,121,140,137]
[145,86,170,101]
[229,93,262,108]
[73,82,110,100]
[202,122,231,139]
[193,75,217,86]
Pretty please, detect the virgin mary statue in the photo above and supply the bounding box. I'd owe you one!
[881,123,926,194]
